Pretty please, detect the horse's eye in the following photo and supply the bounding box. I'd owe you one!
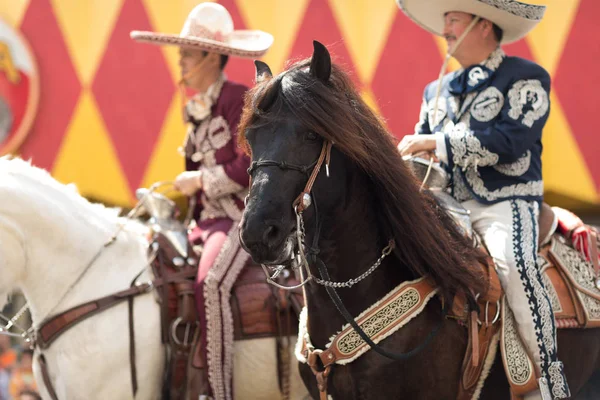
[306,131,318,141]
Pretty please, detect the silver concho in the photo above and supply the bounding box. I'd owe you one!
[508,79,549,128]
[467,66,489,87]
[471,86,504,122]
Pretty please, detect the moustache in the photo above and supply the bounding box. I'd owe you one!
[444,35,456,41]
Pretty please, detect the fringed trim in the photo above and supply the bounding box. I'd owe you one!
[295,307,309,363]
[220,250,250,400]
[204,224,241,400]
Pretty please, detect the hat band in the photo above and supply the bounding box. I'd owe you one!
[184,24,229,43]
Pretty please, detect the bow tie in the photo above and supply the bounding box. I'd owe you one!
[449,65,494,96]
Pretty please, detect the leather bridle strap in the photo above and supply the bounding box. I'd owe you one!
[246,156,318,205]
[246,140,332,213]
[248,159,318,176]
[294,141,332,213]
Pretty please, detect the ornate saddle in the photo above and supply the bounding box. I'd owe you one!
[408,158,600,399]
[438,194,600,400]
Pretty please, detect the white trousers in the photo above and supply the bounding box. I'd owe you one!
[462,199,569,399]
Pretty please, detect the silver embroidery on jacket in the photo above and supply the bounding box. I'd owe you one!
[471,86,504,122]
[465,168,543,201]
[415,98,429,133]
[493,151,531,176]
[428,98,447,128]
[508,79,549,128]
[447,121,499,169]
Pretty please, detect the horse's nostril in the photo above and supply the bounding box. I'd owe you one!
[263,223,281,247]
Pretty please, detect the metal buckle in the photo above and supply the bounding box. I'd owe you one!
[136,281,154,293]
[477,300,501,326]
[171,317,198,347]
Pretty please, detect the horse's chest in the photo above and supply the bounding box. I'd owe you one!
[299,360,390,400]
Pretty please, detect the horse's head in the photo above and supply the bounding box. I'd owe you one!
[238,42,359,264]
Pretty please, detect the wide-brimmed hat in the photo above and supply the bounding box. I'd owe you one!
[130,2,273,58]
[396,0,546,44]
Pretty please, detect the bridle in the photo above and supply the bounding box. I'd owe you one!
[246,139,445,362]
[246,140,333,289]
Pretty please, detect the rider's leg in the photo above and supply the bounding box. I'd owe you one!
[462,199,570,399]
[191,217,234,396]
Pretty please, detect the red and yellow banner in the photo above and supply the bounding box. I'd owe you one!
[0,0,598,208]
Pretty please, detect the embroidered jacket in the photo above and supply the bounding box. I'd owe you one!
[416,48,550,204]
[183,79,250,222]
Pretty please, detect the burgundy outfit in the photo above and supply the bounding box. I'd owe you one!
[184,79,251,399]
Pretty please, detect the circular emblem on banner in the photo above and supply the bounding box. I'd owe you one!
[0,18,39,155]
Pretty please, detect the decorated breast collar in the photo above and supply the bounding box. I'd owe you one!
[295,277,438,367]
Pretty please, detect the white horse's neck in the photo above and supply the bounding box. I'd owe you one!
[0,158,149,326]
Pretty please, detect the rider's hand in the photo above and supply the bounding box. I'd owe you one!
[413,151,439,163]
[174,171,202,196]
[397,134,437,157]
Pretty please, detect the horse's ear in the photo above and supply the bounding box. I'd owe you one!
[309,40,331,82]
[256,78,280,111]
[255,60,273,84]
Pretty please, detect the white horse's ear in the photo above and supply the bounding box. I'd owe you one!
[66,183,80,194]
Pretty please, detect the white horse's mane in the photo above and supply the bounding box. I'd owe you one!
[0,156,134,232]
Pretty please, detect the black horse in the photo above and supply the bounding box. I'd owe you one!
[238,41,600,399]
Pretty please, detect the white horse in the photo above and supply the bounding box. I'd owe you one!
[0,157,307,400]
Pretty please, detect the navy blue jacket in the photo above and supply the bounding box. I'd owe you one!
[416,48,550,204]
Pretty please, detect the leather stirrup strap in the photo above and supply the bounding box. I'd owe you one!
[470,310,479,367]
[39,353,59,400]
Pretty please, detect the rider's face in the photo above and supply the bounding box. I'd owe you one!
[178,48,207,88]
[443,12,478,55]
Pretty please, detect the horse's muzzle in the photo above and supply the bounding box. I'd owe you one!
[239,214,294,264]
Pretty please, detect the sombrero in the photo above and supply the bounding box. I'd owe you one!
[130,2,273,58]
[396,0,546,44]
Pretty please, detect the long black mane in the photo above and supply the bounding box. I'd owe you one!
[239,57,486,302]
